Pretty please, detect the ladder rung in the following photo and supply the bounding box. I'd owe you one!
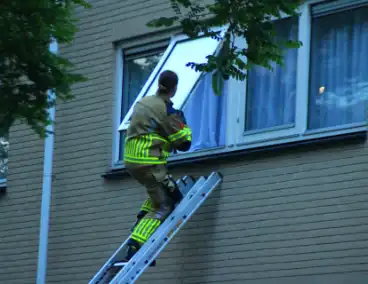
[88,172,222,284]
[88,175,196,284]
[113,262,128,267]
[110,172,222,284]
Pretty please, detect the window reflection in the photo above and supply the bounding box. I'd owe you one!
[308,7,368,129]
[119,51,164,161]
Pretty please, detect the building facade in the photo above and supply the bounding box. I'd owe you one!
[1,0,367,283]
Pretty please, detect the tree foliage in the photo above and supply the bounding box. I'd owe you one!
[148,0,303,94]
[0,0,91,138]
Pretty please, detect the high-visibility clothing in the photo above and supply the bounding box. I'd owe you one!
[123,93,192,165]
[122,93,190,262]
[126,164,178,245]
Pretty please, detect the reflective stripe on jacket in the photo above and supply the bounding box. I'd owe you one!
[123,93,192,165]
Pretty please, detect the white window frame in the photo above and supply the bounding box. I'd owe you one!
[116,40,177,132]
[117,26,227,132]
[112,41,169,166]
[112,26,227,166]
[112,0,367,169]
[232,11,303,146]
[231,0,367,149]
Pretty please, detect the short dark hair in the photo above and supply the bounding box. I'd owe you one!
[158,70,178,93]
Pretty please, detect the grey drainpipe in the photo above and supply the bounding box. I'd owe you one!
[36,40,58,284]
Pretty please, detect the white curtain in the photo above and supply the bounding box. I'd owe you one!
[308,7,368,129]
[245,17,299,131]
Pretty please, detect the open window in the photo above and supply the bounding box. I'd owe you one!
[114,27,227,164]
[118,28,226,132]
[116,44,167,161]
[112,0,367,169]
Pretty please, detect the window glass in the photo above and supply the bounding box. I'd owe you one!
[245,17,299,132]
[118,51,164,160]
[118,34,224,131]
[150,36,222,110]
[308,7,368,130]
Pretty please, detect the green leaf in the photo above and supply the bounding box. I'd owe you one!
[0,0,91,137]
[212,71,222,96]
[147,16,179,28]
[145,0,302,98]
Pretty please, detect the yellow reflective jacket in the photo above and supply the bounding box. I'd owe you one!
[123,93,192,165]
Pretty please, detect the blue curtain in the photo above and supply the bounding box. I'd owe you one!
[308,7,368,129]
[182,72,228,152]
[245,17,299,131]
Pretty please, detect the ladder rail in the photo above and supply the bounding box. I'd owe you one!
[110,172,222,284]
[134,172,222,280]
[88,176,195,284]
[109,176,207,284]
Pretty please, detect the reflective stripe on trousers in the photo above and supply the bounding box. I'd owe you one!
[124,134,170,164]
[131,218,161,244]
[140,198,152,213]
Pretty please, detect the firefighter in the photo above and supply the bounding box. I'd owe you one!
[122,70,192,265]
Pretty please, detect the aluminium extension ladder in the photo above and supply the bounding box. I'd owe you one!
[89,171,223,284]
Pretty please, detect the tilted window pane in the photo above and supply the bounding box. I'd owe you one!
[119,51,163,161]
[118,32,225,132]
[245,17,298,131]
[0,136,9,180]
[308,7,368,130]
[138,36,222,110]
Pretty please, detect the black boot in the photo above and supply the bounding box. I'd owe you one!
[169,187,183,204]
[166,176,183,205]
[124,240,139,261]
[123,239,157,267]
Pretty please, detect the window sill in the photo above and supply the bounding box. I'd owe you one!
[102,129,367,180]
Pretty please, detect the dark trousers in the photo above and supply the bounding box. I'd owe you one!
[126,163,182,245]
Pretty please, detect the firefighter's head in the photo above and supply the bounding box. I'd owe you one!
[158,70,178,97]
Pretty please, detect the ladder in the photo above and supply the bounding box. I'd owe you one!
[89,171,222,284]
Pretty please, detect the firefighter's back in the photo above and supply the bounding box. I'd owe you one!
[127,95,166,139]
[124,95,171,165]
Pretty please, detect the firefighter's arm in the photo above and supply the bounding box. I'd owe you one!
[172,110,192,152]
[161,104,192,152]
